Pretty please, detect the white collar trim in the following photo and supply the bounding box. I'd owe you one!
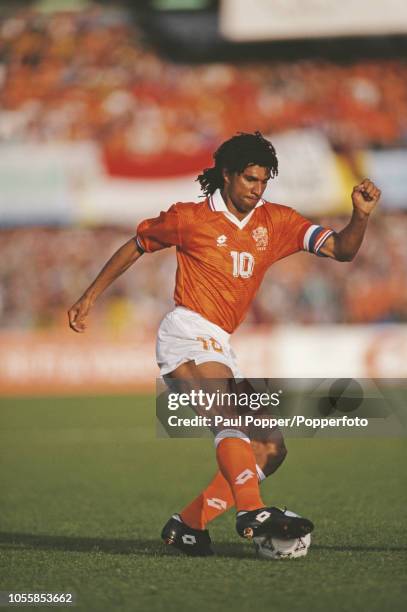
[209,189,264,230]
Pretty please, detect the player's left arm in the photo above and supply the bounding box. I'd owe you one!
[318,178,381,261]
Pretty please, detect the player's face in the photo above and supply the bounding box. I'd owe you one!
[222,165,270,217]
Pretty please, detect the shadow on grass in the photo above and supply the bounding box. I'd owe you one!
[0,531,256,559]
[0,532,164,556]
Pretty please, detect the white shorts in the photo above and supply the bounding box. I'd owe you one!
[156,306,243,378]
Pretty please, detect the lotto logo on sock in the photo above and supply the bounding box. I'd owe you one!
[235,468,255,485]
[207,497,227,510]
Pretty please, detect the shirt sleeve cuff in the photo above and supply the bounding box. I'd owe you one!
[135,236,145,253]
[303,225,334,256]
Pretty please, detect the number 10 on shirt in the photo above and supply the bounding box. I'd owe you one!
[230,251,254,279]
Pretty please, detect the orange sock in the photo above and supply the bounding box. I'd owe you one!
[216,437,264,512]
[180,471,234,530]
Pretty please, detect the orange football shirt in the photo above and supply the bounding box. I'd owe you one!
[136,190,333,333]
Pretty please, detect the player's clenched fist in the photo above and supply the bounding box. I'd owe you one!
[68,295,92,333]
[351,178,381,216]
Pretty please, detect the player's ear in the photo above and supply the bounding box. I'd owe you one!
[222,168,231,185]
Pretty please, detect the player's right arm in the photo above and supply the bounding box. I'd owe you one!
[68,203,181,333]
[68,237,143,333]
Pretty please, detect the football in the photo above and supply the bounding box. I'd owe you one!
[253,510,311,560]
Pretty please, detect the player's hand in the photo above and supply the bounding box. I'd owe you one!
[351,179,381,216]
[68,295,92,333]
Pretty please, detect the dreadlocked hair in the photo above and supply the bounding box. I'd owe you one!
[197,131,278,197]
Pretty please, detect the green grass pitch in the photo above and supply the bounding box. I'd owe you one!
[0,395,406,612]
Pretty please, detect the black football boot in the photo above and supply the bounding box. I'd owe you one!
[236,507,314,540]
[161,514,214,556]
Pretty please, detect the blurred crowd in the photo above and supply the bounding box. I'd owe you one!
[0,3,406,176]
[0,3,406,331]
[1,213,406,332]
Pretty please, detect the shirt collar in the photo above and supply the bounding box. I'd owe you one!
[209,189,264,229]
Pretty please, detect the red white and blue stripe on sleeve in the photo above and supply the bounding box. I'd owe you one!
[303,225,334,256]
[135,236,145,253]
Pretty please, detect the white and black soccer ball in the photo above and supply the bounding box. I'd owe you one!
[253,510,311,560]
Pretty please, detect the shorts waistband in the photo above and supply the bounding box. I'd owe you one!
[172,306,231,342]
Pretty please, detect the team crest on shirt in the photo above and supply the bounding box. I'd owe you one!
[252,226,268,250]
[217,234,227,247]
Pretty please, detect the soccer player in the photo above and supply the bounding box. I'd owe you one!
[68,132,381,556]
